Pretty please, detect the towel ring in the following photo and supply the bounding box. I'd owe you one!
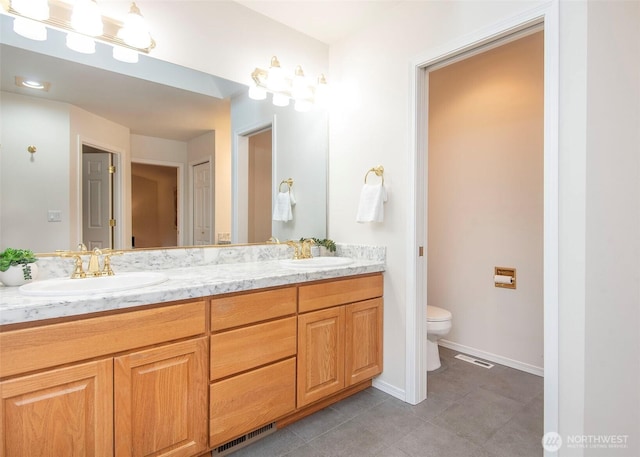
[364,166,384,185]
[279,178,294,192]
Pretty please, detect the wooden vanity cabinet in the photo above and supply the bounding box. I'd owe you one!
[0,272,384,456]
[0,359,113,457]
[0,300,208,457]
[209,287,297,448]
[114,338,208,457]
[297,274,383,407]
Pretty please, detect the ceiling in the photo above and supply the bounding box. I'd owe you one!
[235,1,401,45]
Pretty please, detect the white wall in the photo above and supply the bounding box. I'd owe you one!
[231,91,328,242]
[328,0,542,399]
[327,0,640,454]
[0,92,70,252]
[583,1,639,455]
[427,32,544,373]
[0,92,130,252]
[116,1,328,87]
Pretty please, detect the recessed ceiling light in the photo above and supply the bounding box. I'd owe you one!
[15,76,51,92]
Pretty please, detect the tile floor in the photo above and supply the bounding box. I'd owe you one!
[227,347,544,457]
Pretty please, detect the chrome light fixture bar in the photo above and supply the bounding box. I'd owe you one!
[1,0,155,63]
[249,56,328,112]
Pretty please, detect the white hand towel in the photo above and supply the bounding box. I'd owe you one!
[273,191,293,221]
[356,183,387,223]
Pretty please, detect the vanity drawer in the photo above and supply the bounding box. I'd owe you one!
[0,300,206,378]
[210,316,296,380]
[210,287,296,331]
[209,357,296,447]
[298,274,383,313]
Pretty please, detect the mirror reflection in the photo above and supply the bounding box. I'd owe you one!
[0,22,328,254]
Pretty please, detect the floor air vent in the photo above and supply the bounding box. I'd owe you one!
[212,422,276,456]
[455,354,494,369]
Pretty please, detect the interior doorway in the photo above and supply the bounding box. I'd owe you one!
[82,145,115,250]
[131,162,180,248]
[409,5,559,437]
[235,125,274,244]
[247,129,273,243]
[427,31,544,369]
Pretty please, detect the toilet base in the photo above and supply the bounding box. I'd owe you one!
[426,338,442,371]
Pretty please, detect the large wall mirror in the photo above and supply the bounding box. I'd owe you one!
[0,16,328,254]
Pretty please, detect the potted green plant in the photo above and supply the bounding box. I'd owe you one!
[0,248,39,286]
[305,237,336,256]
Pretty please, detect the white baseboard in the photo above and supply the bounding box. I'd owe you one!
[372,377,405,401]
[439,339,544,377]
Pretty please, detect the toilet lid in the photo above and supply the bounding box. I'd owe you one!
[427,305,452,322]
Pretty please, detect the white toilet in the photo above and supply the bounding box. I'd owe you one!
[426,305,453,371]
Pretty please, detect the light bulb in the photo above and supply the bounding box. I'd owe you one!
[292,66,312,100]
[13,17,47,41]
[272,93,289,107]
[266,56,285,92]
[11,0,49,20]
[248,85,267,101]
[71,0,103,36]
[113,47,139,63]
[118,2,153,49]
[66,33,96,54]
[315,74,329,106]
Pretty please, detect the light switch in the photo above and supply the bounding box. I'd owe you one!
[47,210,62,222]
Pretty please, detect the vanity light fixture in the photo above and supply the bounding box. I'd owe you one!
[10,0,49,41]
[249,56,328,112]
[2,0,155,63]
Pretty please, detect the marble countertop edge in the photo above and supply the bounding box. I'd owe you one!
[0,259,385,326]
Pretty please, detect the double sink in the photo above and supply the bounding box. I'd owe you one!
[18,257,354,297]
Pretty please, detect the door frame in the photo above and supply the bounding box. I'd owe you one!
[74,135,125,250]
[131,158,184,247]
[407,0,559,439]
[232,116,277,244]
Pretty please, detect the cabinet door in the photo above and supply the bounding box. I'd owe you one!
[0,359,113,457]
[115,338,208,457]
[297,306,345,407]
[345,298,384,386]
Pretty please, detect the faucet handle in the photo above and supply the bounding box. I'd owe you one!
[286,241,302,259]
[101,251,123,276]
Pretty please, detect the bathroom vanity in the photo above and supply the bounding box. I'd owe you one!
[0,245,385,457]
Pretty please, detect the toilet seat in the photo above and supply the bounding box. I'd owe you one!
[427,305,452,322]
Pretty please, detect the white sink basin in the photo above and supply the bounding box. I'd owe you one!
[19,272,168,297]
[280,257,354,269]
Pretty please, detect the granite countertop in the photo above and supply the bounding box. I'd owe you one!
[0,257,385,326]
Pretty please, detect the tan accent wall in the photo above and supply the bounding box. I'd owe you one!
[427,31,544,369]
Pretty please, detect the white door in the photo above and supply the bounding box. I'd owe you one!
[193,162,212,245]
[82,152,112,249]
